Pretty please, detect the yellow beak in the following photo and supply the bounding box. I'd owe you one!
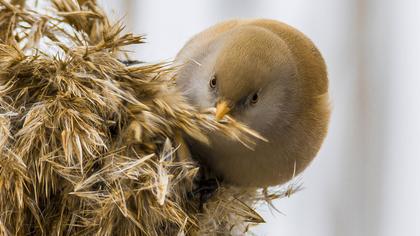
[215,100,231,121]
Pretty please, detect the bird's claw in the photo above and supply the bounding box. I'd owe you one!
[190,178,220,211]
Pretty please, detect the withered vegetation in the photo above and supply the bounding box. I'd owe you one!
[0,0,300,235]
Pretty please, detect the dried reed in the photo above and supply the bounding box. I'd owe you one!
[0,1,299,235]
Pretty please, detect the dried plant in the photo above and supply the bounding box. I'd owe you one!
[0,0,299,235]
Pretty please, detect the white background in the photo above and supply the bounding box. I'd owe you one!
[100,1,420,235]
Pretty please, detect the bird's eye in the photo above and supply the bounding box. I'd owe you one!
[250,93,259,104]
[209,76,217,88]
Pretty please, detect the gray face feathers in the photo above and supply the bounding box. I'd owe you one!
[175,19,330,187]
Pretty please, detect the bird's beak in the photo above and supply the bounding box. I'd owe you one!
[215,100,231,121]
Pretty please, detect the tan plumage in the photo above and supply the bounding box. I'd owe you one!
[176,19,330,187]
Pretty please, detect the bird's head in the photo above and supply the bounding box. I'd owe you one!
[207,26,299,132]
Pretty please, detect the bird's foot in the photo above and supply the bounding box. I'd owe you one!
[190,178,220,211]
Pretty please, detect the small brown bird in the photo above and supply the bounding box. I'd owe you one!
[175,19,330,187]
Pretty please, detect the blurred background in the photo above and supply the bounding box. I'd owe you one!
[99,1,420,235]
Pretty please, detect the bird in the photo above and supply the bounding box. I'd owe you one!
[175,19,330,188]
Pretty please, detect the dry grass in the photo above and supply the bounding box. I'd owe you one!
[0,0,299,235]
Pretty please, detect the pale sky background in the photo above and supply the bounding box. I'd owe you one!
[99,1,420,235]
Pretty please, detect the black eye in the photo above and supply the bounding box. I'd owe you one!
[251,93,259,104]
[209,76,217,88]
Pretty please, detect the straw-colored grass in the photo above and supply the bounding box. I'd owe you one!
[0,1,300,235]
